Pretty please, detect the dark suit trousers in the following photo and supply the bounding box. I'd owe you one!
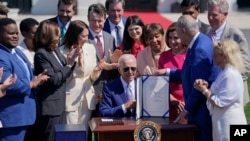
[35,114,66,141]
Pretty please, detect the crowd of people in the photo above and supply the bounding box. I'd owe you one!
[0,0,249,141]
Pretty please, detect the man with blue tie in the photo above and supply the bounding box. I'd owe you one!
[99,54,137,117]
[103,0,127,47]
[0,18,49,141]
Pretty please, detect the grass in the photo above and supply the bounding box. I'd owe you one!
[245,102,250,124]
[244,78,250,124]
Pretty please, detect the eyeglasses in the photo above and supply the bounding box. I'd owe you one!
[123,67,137,72]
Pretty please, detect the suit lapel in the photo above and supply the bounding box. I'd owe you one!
[102,32,109,58]
[117,78,129,103]
[221,23,230,40]
[48,50,63,69]
[103,19,111,33]
[55,48,66,66]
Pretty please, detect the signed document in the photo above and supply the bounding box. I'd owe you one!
[136,76,169,119]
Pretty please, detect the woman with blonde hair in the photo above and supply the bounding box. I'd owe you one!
[194,39,247,141]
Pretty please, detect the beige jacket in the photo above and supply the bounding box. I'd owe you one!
[59,43,101,111]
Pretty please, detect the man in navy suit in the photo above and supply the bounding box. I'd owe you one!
[0,18,48,141]
[99,54,137,117]
[47,0,76,45]
[103,0,127,47]
[169,15,220,141]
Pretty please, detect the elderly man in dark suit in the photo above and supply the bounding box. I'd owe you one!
[181,0,211,35]
[46,0,77,45]
[99,54,137,117]
[207,0,250,105]
[103,0,127,47]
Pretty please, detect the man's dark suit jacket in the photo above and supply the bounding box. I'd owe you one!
[47,16,58,24]
[99,77,136,117]
[103,16,127,34]
[170,33,220,141]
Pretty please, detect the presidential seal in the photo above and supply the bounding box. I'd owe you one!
[134,121,161,141]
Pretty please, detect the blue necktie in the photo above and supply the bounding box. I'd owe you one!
[126,84,136,117]
[115,26,122,46]
[13,52,30,80]
[126,84,134,101]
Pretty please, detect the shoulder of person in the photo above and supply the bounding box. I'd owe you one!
[102,31,114,38]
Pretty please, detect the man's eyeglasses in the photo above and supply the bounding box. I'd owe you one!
[123,67,137,72]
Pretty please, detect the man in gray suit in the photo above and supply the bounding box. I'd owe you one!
[87,2,118,114]
[87,3,118,140]
[181,0,211,35]
[207,0,250,105]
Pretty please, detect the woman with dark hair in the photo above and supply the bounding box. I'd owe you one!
[137,23,169,75]
[158,22,187,119]
[59,20,102,139]
[33,20,79,141]
[118,15,146,57]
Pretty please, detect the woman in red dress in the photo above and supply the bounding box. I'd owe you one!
[158,22,187,119]
[118,15,146,58]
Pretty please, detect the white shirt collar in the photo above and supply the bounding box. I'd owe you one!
[57,17,70,29]
[108,18,124,31]
[89,28,103,38]
[189,32,200,49]
[120,76,135,90]
[214,21,227,41]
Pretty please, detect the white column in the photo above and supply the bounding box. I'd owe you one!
[31,0,57,14]
[157,0,180,13]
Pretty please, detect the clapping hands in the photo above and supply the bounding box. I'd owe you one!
[0,67,17,98]
[30,69,49,89]
[67,47,81,66]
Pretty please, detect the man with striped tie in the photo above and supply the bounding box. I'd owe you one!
[207,0,250,105]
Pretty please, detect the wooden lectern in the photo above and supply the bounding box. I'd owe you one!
[89,117,197,141]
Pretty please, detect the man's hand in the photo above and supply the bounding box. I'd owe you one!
[173,110,188,124]
[124,100,136,110]
[0,74,17,98]
[109,49,122,63]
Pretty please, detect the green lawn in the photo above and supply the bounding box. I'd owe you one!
[245,102,250,124]
[244,78,250,124]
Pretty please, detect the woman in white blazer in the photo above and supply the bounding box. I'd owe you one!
[59,20,103,137]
